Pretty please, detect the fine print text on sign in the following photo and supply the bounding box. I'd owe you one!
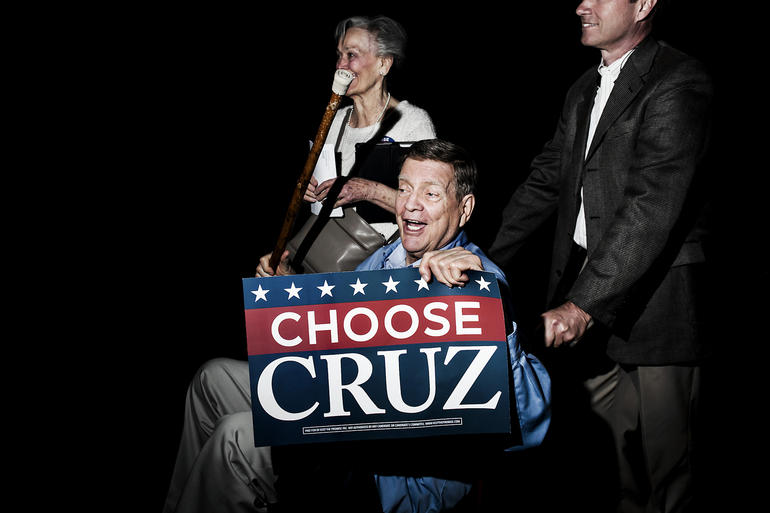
[243,267,512,446]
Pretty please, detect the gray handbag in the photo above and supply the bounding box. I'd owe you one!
[286,207,389,273]
[286,110,407,273]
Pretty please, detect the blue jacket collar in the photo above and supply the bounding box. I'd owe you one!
[382,231,470,269]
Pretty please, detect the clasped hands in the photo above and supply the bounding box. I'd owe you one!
[541,300,593,348]
[303,176,372,207]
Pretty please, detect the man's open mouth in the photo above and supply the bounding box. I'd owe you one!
[403,219,427,232]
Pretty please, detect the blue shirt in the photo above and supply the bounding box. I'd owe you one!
[357,230,507,282]
[356,231,552,513]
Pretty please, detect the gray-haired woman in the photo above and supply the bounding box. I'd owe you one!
[302,15,437,243]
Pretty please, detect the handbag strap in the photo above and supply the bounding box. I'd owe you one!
[333,105,402,245]
[334,108,352,175]
[334,105,400,178]
[386,229,401,245]
[334,108,352,155]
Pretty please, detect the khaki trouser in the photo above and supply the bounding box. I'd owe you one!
[163,358,277,513]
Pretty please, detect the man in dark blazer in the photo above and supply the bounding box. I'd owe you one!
[488,0,713,512]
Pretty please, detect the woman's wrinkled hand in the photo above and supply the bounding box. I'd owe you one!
[303,176,320,203]
[314,177,375,207]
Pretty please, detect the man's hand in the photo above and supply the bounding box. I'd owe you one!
[542,301,593,348]
[418,247,483,288]
[256,250,295,277]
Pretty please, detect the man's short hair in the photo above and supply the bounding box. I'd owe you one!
[404,139,478,201]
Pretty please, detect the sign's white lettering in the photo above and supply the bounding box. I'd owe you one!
[256,356,320,421]
[271,301,482,347]
[255,345,500,421]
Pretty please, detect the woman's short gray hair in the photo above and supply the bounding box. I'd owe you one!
[334,15,407,68]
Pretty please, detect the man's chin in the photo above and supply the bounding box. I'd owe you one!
[401,240,427,263]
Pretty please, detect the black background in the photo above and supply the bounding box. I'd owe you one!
[114,2,764,510]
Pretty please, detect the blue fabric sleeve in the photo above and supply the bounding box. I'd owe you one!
[374,475,473,513]
[362,232,552,512]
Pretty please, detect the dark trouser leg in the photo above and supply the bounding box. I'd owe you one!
[613,365,701,513]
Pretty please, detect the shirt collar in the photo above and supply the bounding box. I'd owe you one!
[598,47,635,81]
[382,231,469,269]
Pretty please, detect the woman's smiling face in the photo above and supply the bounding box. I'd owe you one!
[335,27,384,96]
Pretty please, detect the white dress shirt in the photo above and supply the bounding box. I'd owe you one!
[574,49,635,249]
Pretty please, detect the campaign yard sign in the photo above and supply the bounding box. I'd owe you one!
[242,267,511,446]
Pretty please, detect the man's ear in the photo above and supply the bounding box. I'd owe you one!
[636,0,658,21]
[458,194,475,228]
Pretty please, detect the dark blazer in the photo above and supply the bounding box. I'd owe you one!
[489,37,714,365]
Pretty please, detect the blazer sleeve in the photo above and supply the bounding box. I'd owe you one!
[568,59,714,329]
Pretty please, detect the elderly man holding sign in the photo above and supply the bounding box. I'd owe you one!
[164,140,551,513]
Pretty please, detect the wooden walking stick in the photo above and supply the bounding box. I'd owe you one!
[268,69,355,271]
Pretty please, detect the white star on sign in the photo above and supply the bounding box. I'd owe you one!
[284,282,302,299]
[382,276,399,293]
[317,280,335,297]
[414,277,430,291]
[350,278,367,295]
[475,276,491,291]
[251,285,269,302]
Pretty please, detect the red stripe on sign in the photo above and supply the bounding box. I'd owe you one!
[246,296,506,355]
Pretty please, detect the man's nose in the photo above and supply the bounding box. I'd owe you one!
[403,192,423,211]
[576,0,591,16]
